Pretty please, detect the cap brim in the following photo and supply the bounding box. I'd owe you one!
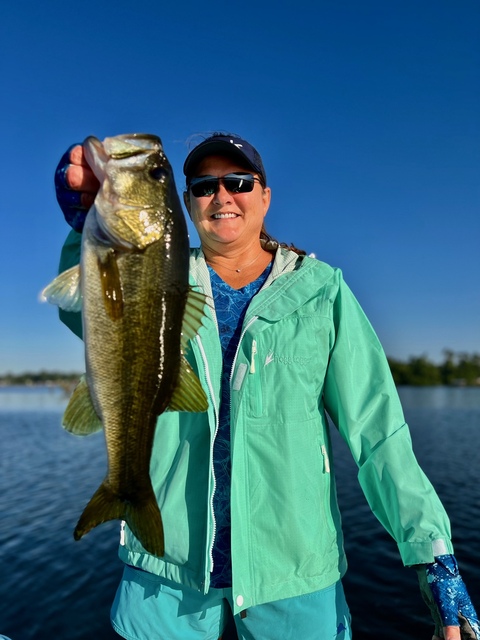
[183,141,258,178]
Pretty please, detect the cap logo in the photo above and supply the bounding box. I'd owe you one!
[229,139,243,149]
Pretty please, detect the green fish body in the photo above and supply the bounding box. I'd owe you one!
[43,134,207,556]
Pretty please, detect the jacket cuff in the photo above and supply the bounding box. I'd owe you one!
[398,538,454,566]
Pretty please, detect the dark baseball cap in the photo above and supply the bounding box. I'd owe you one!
[183,134,267,186]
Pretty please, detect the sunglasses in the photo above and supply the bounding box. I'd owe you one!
[188,173,262,198]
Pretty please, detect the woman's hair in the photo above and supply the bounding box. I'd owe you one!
[260,223,307,256]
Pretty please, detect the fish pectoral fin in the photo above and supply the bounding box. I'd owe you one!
[180,288,211,351]
[167,356,208,413]
[41,265,82,312]
[62,375,103,435]
[74,480,165,557]
[98,251,124,320]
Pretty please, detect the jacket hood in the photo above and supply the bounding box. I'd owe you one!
[189,247,336,325]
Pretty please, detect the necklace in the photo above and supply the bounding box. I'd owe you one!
[207,249,265,273]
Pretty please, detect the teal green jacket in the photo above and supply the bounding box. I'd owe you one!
[59,230,453,614]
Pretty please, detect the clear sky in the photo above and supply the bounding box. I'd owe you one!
[1,0,478,374]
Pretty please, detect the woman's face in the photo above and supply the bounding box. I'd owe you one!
[184,155,271,253]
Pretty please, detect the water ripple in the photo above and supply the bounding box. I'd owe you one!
[1,387,479,639]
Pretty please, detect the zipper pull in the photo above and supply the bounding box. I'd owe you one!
[250,339,257,373]
[321,445,330,473]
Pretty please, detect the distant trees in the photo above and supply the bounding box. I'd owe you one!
[0,371,80,386]
[388,351,480,386]
[1,351,480,387]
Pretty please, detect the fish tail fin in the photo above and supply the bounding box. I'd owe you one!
[73,481,124,541]
[74,481,165,557]
[124,491,165,558]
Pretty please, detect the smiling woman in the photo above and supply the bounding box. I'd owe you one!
[183,154,272,289]
[52,131,479,640]
[182,132,306,289]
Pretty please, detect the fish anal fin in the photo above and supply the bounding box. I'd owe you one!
[74,480,165,557]
[41,265,82,312]
[63,375,103,436]
[168,356,208,413]
[98,251,124,320]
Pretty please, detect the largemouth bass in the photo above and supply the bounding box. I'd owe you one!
[43,133,208,557]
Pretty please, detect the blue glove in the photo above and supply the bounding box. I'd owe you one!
[54,143,89,232]
[417,554,480,638]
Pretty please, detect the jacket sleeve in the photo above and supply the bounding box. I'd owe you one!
[58,229,83,339]
[323,269,453,566]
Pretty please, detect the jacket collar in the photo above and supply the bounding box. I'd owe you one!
[189,246,298,290]
[189,247,334,323]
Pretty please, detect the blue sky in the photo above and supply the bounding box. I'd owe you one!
[1,0,478,374]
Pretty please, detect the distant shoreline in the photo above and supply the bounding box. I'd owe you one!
[1,352,480,388]
[0,374,80,394]
[0,381,77,388]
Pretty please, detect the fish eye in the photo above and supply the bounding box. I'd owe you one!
[149,166,168,181]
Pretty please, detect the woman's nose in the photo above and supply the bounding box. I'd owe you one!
[213,180,233,204]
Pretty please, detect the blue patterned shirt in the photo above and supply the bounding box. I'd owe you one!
[208,263,272,588]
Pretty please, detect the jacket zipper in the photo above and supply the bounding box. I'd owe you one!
[195,334,219,587]
[223,316,258,581]
[199,315,258,587]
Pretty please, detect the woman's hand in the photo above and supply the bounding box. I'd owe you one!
[434,625,466,639]
[416,555,479,639]
[54,143,100,231]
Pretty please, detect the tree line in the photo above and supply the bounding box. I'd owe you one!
[387,351,480,386]
[1,351,480,387]
[0,371,80,386]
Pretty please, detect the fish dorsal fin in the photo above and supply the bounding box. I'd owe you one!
[41,265,82,312]
[167,356,208,413]
[63,375,103,435]
[181,289,210,351]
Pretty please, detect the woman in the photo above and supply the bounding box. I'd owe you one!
[55,133,478,640]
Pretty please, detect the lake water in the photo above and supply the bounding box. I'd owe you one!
[0,386,479,639]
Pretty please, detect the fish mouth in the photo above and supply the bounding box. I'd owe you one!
[83,134,164,182]
[83,136,109,183]
[106,133,162,148]
[104,134,163,158]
